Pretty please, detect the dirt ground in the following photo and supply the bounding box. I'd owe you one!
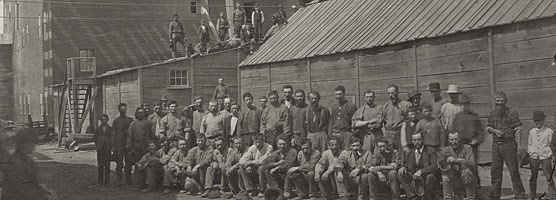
[1,144,552,200]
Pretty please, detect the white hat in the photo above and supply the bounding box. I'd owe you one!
[446,84,461,94]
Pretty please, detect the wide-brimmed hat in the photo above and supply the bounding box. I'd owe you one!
[446,85,461,94]
[407,90,421,99]
[429,82,441,92]
[160,95,169,101]
[533,110,546,121]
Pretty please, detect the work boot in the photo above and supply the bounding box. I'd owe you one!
[162,188,171,195]
[201,189,211,197]
[141,185,155,193]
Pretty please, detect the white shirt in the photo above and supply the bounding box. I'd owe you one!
[230,116,238,136]
[528,126,554,160]
[415,146,424,162]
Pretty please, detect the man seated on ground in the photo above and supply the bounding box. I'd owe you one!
[439,131,477,200]
[398,132,438,200]
[314,136,343,200]
[367,137,401,200]
[203,137,232,197]
[183,133,214,195]
[338,137,372,200]
[263,134,297,191]
[238,134,274,198]
[135,142,163,193]
[285,138,321,200]
[163,139,189,195]
[224,137,249,199]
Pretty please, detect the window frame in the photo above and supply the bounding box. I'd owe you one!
[190,1,197,14]
[166,68,190,89]
[79,49,95,72]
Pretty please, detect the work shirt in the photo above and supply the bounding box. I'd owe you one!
[169,21,184,36]
[261,104,290,134]
[338,150,371,171]
[113,115,134,143]
[431,98,449,119]
[239,143,273,166]
[213,85,230,99]
[315,150,343,174]
[290,103,308,135]
[147,113,163,137]
[158,148,177,165]
[184,146,214,168]
[400,120,418,148]
[137,151,162,169]
[452,110,483,145]
[383,99,411,130]
[441,102,464,130]
[94,124,112,151]
[198,25,210,40]
[213,147,233,165]
[200,112,225,138]
[160,113,186,140]
[2,150,49,200]
[352,104,384,133]
[127,119,153,148]
[192,109,208,132]
[306,105,330,133]
[239,105,262,134]
[280,98,295,109]
[263,147,298,172]
[370,149,400,168]
[528,126,554,160]
[416,117,446,147]
[330,100,358,133]
[226,147,249,168]
[169,149,188,168]
[233,9,246,23]
[252,10,264,24]
[297,149,321,172]
[487,107,521,142]
[440,144,475,169]
[217,17,229,29]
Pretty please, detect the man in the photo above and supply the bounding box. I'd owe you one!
[203,137,231,197]
[198,20,210,55]
[400,109,419,152]
[383,84,411,152]
[147,103,165,139]
[232,2,247,38]
[213,78,230,111]
[451,93,483,186]
[127,107,153,187]
[225,137,249,198]
[112,103,134,186]
[261,90,290,147]
[367,137,401,200]
[169,14,187,58]
[251,4,264,41]
[221,97,233,119]
[289,89,308,149]
[224,102,241,144]
[286,138,321,200]
[352,90,384,152]
[338,137,372,200]
[487,91,526,200]
[314,136,343,199]
[239,92,262,145]
[160,96,170,113]
[191,96,207,133]
[94,114,112,186]
[241,23,256,54]
[398,132,438,200]
[200,100,226,145]
[216,11,230,41]
[143,103,152,116]
[441,84,464,131]
[527,111,556,200]
[306,91,331,152]
[407,90,422,118]
[275,4,288,24]
[438,131,476,200]
[330,85,358,150]
[429,82,448,119]
[262,135,297,191]
[238,134,274,197]
[415,102,445,150]
[260,96,268,110]
[135,142,162,193]
[280,85,296,109]
[162,139,188,195]
[184,133,214,195]
[160,101,186,143]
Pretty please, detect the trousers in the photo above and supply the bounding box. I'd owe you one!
[368,170,401,200]
[97,148,111,185]
[529,158,556,199]
[489,140,525,199]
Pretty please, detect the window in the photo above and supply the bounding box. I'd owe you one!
[38,14,42,38]
[27,94,31,115]
[45,90,49,116]
[167,69,189,87]
[190,2,197,13]
[25,24,29,45]
[79,49,95,71]
[40,93,44,116]
[19,95,23,115]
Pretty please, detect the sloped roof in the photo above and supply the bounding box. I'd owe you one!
[241,0,556,66]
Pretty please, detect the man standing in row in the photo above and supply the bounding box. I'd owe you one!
[200,100,226,144]
[352,90,384,152]
[240,92,262,145]
[281,85,296,109]
[127,107,153,188]
[216,11,230,41]
[429,82,448,119]
[251,4,265,41]
[330,85,358,150]
[441,84,464,131]
[147,103,165,139]
[383,85,411,151]
[113,103,134,186]
[160,101,186,143]
[213,78,230,111]
[306,92,330,152]
[290,89,308,149]
[261,90,290,147]
[232,2,247,38]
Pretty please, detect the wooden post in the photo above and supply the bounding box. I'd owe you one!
[237,49,241,102]
[413,42,418,90]
[191,58,195,103]
[138,69,143,105]
[487,29,496,109]
[268,64,272,91]
[355,51,361,106]
[307,59,311,91]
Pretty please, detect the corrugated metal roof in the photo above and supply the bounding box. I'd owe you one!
[240,0,556,67]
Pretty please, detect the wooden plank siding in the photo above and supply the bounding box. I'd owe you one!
[239,18,556,163]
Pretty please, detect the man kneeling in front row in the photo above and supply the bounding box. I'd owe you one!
[439,131,477,200]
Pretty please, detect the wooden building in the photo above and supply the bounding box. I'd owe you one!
[239,0,556,163]
[98,48,246,123]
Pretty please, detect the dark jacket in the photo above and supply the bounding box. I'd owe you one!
[402,146,438,175]
[94,124,113,151]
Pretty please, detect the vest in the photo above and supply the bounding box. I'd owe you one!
[253,11,263,22]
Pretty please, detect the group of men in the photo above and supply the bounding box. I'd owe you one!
[93,80,556,200]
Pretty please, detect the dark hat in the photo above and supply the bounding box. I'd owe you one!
[407,90,421,99]
[533,110,546,121]
[161,95,169,101]
[458,93,471,104]
[429,82,441,91]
